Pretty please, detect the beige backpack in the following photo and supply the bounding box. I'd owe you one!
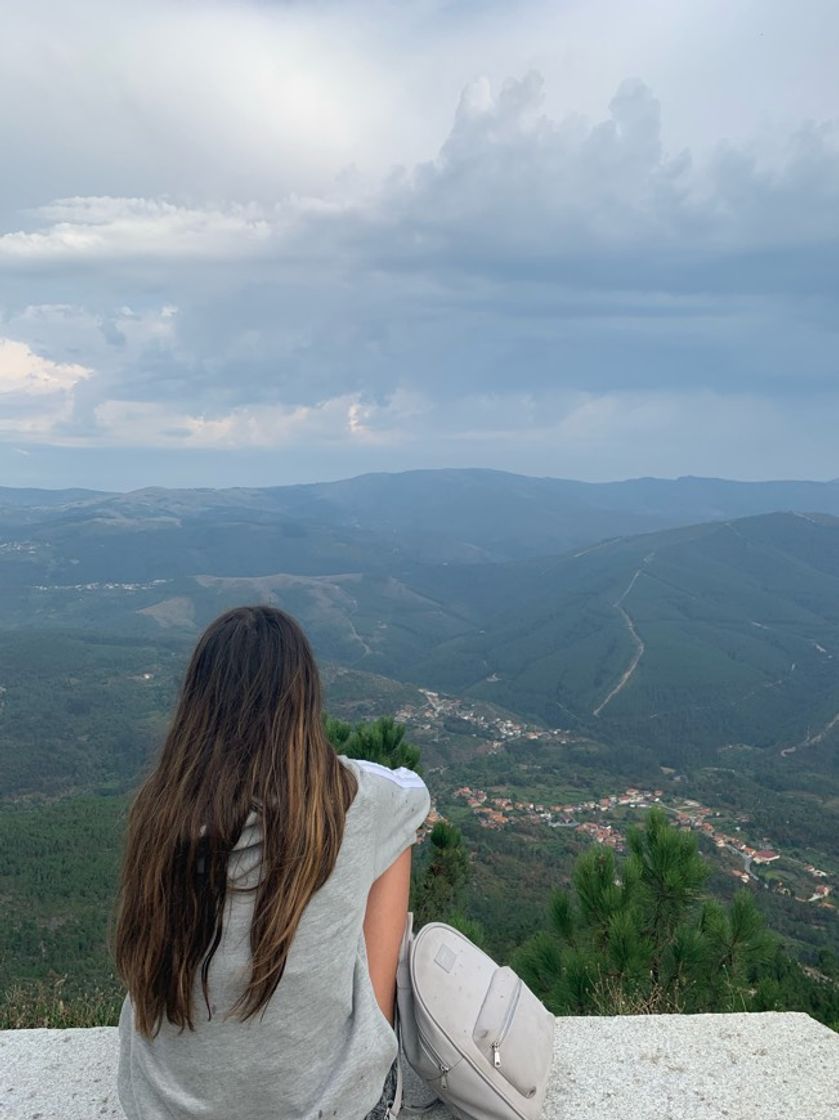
[394,915,555,1120]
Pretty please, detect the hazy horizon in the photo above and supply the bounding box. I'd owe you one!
[4,463,839,497]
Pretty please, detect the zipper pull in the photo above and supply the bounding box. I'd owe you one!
[441,1067,448,1090]
[492,1042,501,1068]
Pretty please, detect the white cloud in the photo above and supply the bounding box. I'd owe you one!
[0,337,92,439]
[88,388,424,450]
[0,199,278,262]
[0,337,91,396]
[0,1,398,218]
[3,72,836,276]
[3,0,837,226]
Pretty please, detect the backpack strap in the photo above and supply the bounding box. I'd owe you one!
[387,912,415,1116]
[396,910,413,988]
[387,1040,403,1118]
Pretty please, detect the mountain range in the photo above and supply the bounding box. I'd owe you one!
[2,470,839,775]
[5,469,839,565]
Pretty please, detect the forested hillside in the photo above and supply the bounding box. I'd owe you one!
[1,474,838,1030]
[0,633,183,796]
[416,513,839,763]
[3,480,839,768]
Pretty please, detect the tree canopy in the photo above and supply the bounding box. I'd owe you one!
[514,808,777,1015]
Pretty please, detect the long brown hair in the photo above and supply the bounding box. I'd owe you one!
[113,605,356,1038]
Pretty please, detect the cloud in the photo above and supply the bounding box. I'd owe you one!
[5,76,838,274]
[4,1,836,218]
[89,392,410,450]
[0,337,92,438]
[0,337,91,396]
[0,1,837,483]
[0,199,279,263]
[374,74,839,299]
[0,1,399,222]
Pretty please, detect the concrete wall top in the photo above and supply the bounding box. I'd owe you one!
[2,1012,837,1120]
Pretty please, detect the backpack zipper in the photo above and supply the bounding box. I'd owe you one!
[418,1028,451,1090]
[490,977,522,1068]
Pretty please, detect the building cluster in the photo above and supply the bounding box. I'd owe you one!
[450,784,835,906]
[805,864,828,878]
[394,688,573,750]
[452,786,509,828]
[0,540,39,554]
[671,800,781,865]
[33,579,170,593]
[409,803,445,845]
[452,784,664,837]
[576,820,623,849]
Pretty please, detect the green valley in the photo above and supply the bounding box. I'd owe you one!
[1,473,838,1028]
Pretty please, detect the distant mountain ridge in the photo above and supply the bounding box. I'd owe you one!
[5,469,839,564]
[0,487,111,507]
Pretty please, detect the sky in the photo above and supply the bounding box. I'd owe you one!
[1,0,838,490]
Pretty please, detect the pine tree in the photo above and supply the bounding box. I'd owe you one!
[513,807,777,1016]
[324,714,422,773]
[412,820,471,928]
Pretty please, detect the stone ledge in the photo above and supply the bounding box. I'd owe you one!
[1,1012,837,1120]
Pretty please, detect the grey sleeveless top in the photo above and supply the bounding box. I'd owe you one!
[117,755,431,1120]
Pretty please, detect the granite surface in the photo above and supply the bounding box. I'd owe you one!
[2,1012,837,1120]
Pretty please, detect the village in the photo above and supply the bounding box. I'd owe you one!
[391,687,836,910]
[451,782,835,909]
[32,578,171,593]
[394,687,576,749]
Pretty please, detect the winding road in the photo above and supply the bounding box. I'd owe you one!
[781,709,839,757]
[593,558,652,718]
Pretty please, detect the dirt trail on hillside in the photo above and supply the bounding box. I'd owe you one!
[593,560,651,718]
[781,709,839,757]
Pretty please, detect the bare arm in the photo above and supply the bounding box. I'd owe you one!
[363,845,412,1027]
